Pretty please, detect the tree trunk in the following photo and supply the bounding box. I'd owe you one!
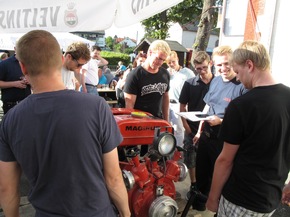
[191,0,216,67]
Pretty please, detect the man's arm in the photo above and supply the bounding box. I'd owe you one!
[96,53,108,67]
[124,92,136,109]
[0,80,28,89]
[206,142,239,212]
[98,68,103,79]
[162,91,169,122]
[103,148,131,217]
[73,68,82,84]
[193,104,209,144]
[80,68,87,93]
[0,161,21,217]
[282,181,290,206]
[180,103,191,134]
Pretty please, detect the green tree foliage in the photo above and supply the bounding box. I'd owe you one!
[168,0,203,25]
[141,0,204,39]
[141,0,221,39]
[114,43,122,53]
[141,11,170,39]
[105,36,114,50]
[105,36,134,54]
[124,47,135,54]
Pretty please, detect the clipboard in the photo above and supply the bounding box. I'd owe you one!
[176,111,214,122]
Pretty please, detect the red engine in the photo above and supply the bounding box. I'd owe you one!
[112,108,188,217]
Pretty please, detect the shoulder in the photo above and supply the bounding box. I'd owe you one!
[279,83,290,94]
[181,67,194,75]
[209,75,222,86]
[82,60,91,69]
[61,67,73,75]
[159,67,169,73]
[158,67,170,79]
[132,65,143,73]
[185,76,198,84]
[57,90,109,109]
[0,56,15,67]
[127,66,146,78]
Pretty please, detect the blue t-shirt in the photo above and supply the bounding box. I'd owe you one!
[98,74,107,85]
[204,75,246,118]
[203,75,247,135]
[0,90,122,216]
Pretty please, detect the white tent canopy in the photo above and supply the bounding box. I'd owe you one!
[0,32,95,51]
[0,0,183,33]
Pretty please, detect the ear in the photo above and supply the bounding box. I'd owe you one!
[245,59,254,71]
[18,61,28,76]
[148,49,152,56]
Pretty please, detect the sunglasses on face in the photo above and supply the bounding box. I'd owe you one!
[70,54,85,67]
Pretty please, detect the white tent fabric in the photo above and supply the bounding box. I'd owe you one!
[0,32,95,51]
[0,0,183,33]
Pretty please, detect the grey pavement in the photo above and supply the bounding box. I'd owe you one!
[0,104,289,216]
[175,174,290,217]
[1,173,290,217]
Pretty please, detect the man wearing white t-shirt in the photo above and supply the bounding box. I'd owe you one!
[61,42,91,90]
[81,46,108,95]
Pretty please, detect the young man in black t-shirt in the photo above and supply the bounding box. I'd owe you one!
[179,51,214,204]
[207,41,290,216]
[124,40,171,121]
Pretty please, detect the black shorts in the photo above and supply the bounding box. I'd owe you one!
[183,133,197,168]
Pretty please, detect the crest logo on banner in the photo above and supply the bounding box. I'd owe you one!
[64,2,78,27]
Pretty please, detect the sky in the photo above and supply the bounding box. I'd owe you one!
[104,23,145,43]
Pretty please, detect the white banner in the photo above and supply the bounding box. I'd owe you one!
[115,0,184,27]
[0,33,95,50]
[0,0,183,33]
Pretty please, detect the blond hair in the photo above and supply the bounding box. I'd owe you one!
[212,45,233,63]
[233,40,271,71]
[166,51,178,64]
[148,40,171,57]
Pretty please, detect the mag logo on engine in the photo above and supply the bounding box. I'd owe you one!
[125,126,159,131]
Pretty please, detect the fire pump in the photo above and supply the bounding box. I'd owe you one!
[112,108,188,217]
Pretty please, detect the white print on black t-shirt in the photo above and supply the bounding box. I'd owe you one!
[141,83,168,96]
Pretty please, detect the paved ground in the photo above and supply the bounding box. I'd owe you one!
[0,104,289,216]
[174,174,290,217]
[0,173,289,217]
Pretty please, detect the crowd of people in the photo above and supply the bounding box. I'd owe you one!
[0,30,130,217]
[0,30,290,217]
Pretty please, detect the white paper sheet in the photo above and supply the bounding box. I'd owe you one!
[176,112,214,122]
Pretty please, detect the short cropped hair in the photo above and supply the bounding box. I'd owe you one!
[91,45,102,52]
[233,40,271,71]
[212,45,233,63]
[0,52,8,60]
[166,51,179,64]
[132,52,147,68]
[65,42,91,61]
[148,40,171,57]
[193,51,211,65]
[16,30,62,76]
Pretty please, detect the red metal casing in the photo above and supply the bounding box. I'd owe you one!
[112,108,184,217]
[112,108,173,146]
